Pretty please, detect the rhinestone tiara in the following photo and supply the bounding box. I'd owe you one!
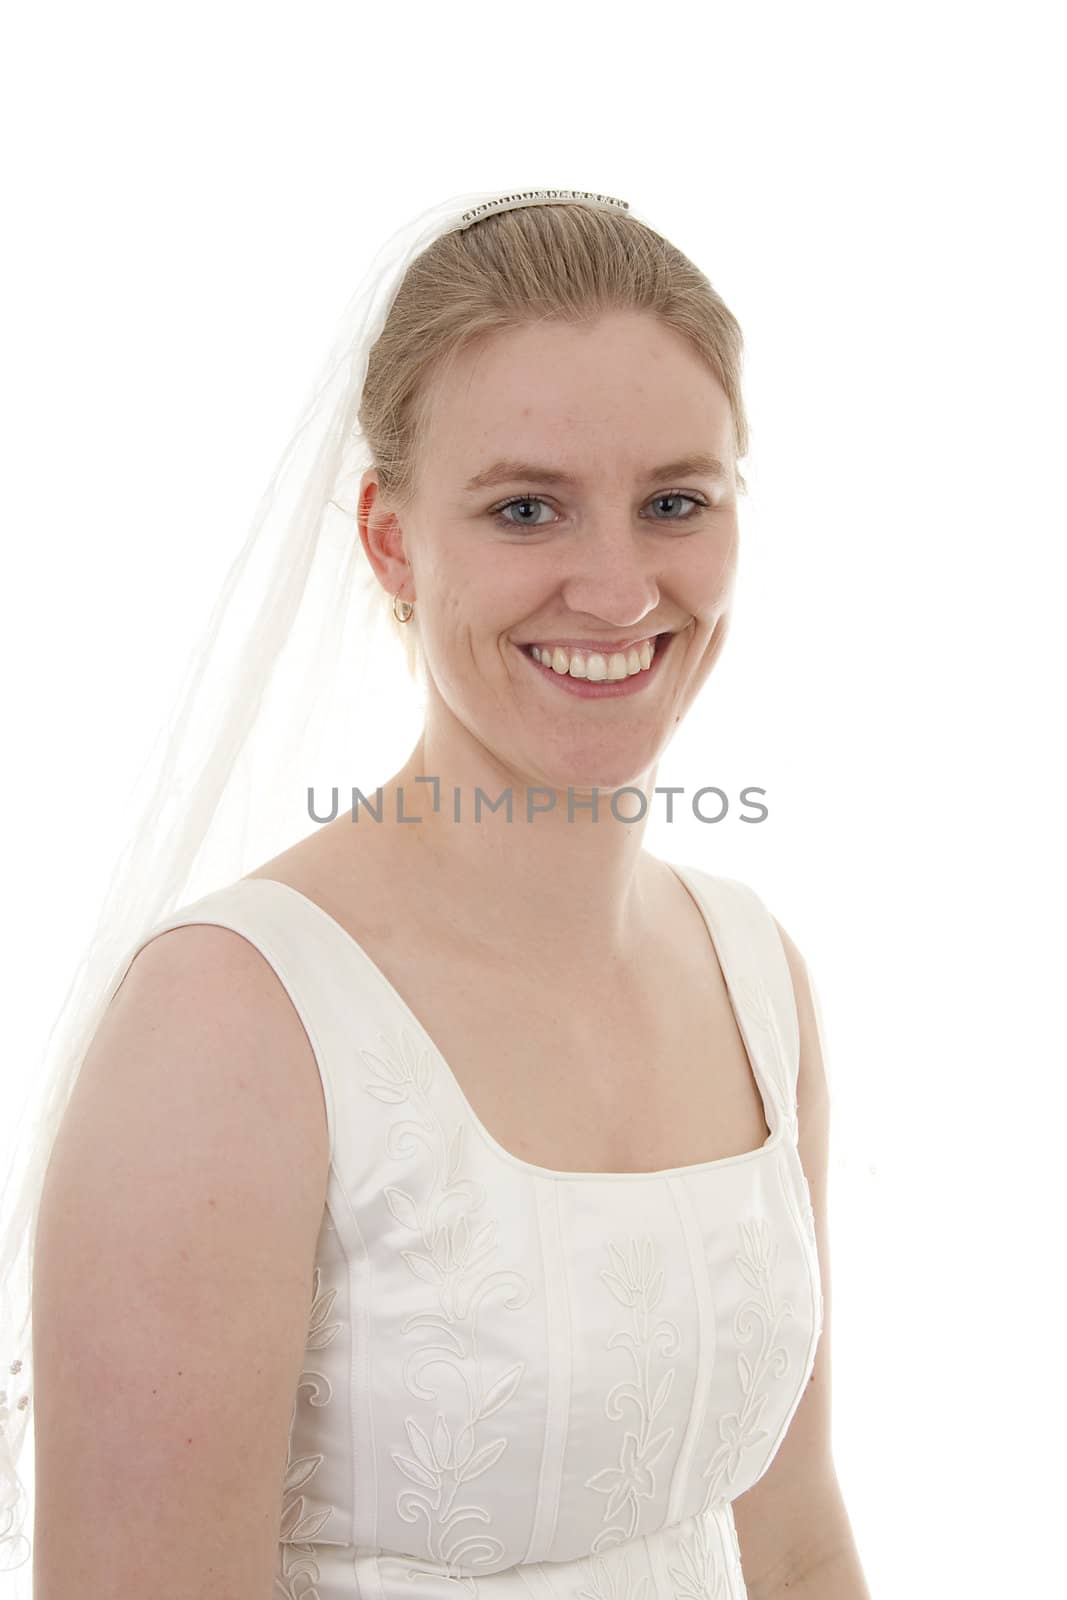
[458,189,630,231]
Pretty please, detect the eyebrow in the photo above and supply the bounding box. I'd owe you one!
[462,452,731,494]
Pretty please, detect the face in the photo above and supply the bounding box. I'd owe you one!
[360,311,739,794]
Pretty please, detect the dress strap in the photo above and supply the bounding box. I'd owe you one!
[671,864,802,1144]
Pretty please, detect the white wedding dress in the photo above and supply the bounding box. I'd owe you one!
[115,862,823,1599]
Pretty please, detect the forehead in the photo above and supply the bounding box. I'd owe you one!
[420,312,734,482]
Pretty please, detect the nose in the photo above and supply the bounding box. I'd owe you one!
[558,521,662,630]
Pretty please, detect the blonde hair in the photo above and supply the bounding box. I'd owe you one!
[357,203,750,682]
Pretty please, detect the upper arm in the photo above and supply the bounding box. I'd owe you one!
[731,916,849,1589]
[31,922,331,1600]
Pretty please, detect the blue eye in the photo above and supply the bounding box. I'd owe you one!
[490,491,709,530]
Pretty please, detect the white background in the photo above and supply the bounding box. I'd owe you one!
[3,3,1064,1594]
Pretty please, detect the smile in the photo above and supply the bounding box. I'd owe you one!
[515,631,676,699]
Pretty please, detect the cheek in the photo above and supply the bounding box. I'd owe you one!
[420,581,502,679]
[673,534,736,618]
[433,564,541,646]
[699,525,739,601]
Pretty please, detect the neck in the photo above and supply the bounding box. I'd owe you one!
[339,727,670,970]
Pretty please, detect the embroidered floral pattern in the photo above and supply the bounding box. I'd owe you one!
[275,1263,345,1600]
[576,1549,653,1600]
[585,1236,680,1553]
[0,1356,32,1566]
[359,1026,533,1582]
[0,1357,29,1412]
[668,1508,738,1600]
[701,1217,794,1511]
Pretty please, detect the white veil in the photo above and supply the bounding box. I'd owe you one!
[0,184,644,1590]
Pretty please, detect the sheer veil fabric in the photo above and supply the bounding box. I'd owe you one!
[0,186,651,1588]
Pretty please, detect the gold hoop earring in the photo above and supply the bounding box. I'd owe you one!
[392,592,415,624]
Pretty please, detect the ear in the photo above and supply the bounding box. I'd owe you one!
[357,468,413,601]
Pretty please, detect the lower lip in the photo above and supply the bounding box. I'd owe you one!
[516,632,675,698]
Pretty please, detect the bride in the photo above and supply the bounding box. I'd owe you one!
[5,189,869,1599]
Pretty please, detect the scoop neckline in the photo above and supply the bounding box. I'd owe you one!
[245,862,784,1184]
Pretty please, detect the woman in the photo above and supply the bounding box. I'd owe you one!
[6,190,869,1597]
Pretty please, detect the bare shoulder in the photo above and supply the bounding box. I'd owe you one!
[32,917,331,1596]
[121,916,314,1040]
[73,915,332,1205]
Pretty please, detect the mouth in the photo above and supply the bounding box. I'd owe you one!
[514,630,677,698]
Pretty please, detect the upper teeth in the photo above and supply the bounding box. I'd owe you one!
[529,638,656,680]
